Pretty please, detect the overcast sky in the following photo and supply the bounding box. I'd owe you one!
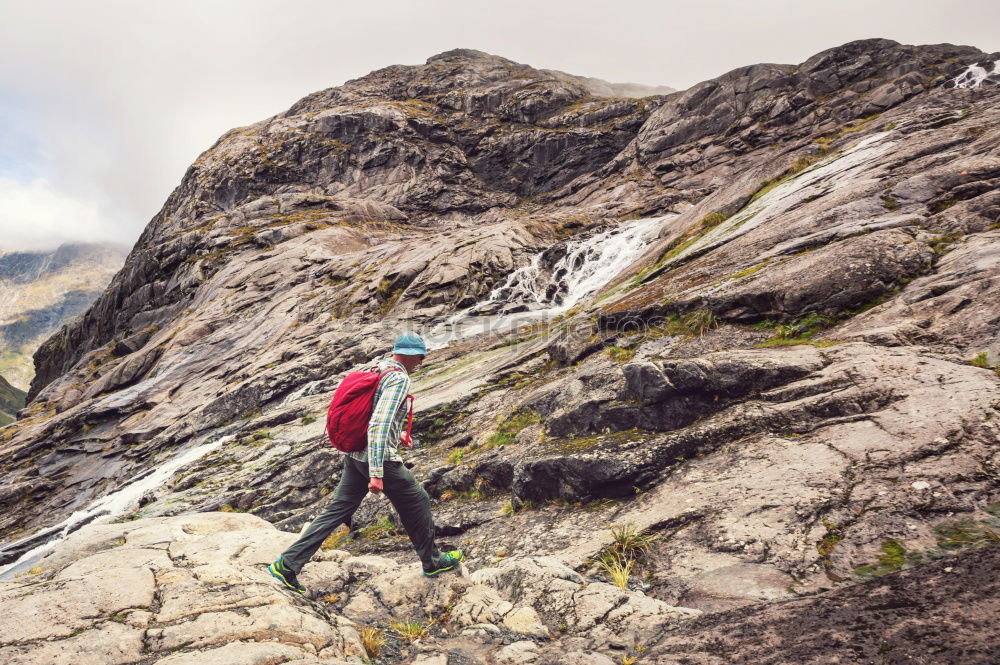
[1,0,997,252]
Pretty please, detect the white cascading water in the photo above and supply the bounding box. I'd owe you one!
[951,60,1000,88]
[427,215,668,348]
[0,434,233,579]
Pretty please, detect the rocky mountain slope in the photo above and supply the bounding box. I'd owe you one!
[0,242,126,391]
[0,375,26,426]
[1,41,999,664]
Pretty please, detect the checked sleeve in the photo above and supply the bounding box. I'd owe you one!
[366,370,410,479]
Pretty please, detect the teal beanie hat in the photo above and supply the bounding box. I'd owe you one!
[393,332,427,355]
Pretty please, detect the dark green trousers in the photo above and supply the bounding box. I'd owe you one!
[280,456,442,573]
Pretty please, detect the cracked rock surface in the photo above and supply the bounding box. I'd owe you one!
[0,512,696,664]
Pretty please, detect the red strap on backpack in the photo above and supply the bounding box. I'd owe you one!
[400,394,415,449]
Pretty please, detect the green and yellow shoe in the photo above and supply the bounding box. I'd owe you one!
[424,549,465,578]
[268,556,307,594]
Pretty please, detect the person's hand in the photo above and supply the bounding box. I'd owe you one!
[368,477,384,494]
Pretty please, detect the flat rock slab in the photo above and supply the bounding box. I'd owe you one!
[152,641,328,664]
[0,566,155,642]
[0,621,145,665]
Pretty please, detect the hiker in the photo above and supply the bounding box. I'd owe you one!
[269,332,463,593]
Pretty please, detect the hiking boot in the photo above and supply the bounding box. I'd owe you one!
[424,549,465,578]
[268,556,306,593]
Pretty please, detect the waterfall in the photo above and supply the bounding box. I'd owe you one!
[951,60,1000,88]
[427,215,668,348]
[0,434,233,579]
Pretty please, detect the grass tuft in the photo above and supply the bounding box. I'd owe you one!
[606,346,637,364]
[935,518,1000,551]
[599,552,634,590]
[928,232,963,255]
[699,211,730,230]
[358,515,398,540]
[390,618,430,643]
[969,352,990,368]
[360,626,385,658]
[609,523,657,559]
[321,524,351,550]
[682,309,717,337]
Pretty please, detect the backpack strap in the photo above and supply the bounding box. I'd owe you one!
[401,394,415,449]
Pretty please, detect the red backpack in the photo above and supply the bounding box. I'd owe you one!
[325,368,414,452]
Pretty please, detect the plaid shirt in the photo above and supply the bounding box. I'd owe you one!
[347,359,410,478]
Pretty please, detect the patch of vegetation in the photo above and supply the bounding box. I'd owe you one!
[439,485,486,503]
[609,523,657,559]
[446,448,465,465]
[843,113,883,132]
[853,515,1000,579]
[390,618,430,643]
[816,521,843,571]
[219,504,245,513]
[487,369,542,391]
[699,211,730,230]
[547,427,648,455]
[321,524,351,551]
[683,308,717,337]
[417,405,468,446]
[599,552,634,590]
[969,352,990,368]
[360,626,386,658]
[853,539,908,578]
[787,149,831,176]
[481,409,542,451]
[754,311,841,348]
[605,346,636,364]
[646,309,718,339]
[880,192,900,210]
[595,522,657,590]
[928,231,963,255]
[300,414,318,425]
[12,566,43,578]
[934,518,1000,551]
[748,147,833,206]
[726,261,770,280]
[930,199,960,214]
[626,231,708,288]
[498,500,516,517]
[358,515,399,540]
